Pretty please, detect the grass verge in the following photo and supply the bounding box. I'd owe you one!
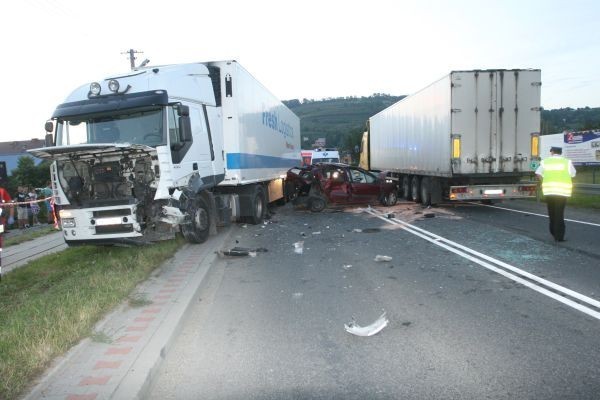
[0,236,185,399]
[3,226,58,247]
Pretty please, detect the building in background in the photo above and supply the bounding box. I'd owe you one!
[0,139,45,175]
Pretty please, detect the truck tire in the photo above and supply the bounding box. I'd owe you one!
[411,176,421,203]
[181,197,210,244]
[420,177,431,206]
[402,176,412,200]
[309,195,327,212]
[247,185,266,225]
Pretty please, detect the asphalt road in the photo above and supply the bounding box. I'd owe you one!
[149,200,600,400]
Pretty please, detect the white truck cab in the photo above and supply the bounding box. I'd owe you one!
[31,61,300,245]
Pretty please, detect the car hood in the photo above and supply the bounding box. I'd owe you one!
[28,143,156,161]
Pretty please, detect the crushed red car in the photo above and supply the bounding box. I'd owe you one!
[285,163,398,212]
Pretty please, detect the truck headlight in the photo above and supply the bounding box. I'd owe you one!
[62,218,76,228]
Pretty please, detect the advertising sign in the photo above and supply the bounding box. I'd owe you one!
[540,130,600,166]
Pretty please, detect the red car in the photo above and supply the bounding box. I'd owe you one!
[286,163,398,212]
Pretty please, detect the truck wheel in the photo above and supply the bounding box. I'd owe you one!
[402,176,412,200]
[181,197,210,244]
[309,196,326,212]
[420,177,431,206]
[247,185,266,225]
[411,176,421,203]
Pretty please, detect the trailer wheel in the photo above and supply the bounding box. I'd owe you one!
[181,197,210,244]
[402,176,412,200]
[420,177,431,206]
[410,176,421,203]
[247,185,266,225]
[309,196,327,212]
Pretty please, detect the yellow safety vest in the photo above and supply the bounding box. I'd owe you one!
[541,157,572,197]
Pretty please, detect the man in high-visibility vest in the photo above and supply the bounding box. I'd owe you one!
[535,146,576,242]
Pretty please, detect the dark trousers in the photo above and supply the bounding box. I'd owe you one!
[546,195,567,241]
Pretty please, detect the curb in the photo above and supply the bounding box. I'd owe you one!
[23,227,234,400]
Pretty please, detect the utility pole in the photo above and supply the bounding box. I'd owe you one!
[121,49,143,70]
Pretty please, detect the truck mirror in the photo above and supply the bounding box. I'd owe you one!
[178,115,192,142]
[44,133,54,147]
[177,105,190,117]
[44,121,54,133]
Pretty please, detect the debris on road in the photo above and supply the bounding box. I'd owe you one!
[352,228,363,233]
[424,213,435,218]
[374,255,393,262]
[342,264,352,270]
[218,246,268,257]
[344,312,389,337]
[294,241,304,254]
[312,231,321,235]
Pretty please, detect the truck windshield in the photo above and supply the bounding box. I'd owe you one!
[55,108,165,147]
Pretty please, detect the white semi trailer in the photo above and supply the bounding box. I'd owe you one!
[30,61,300,245]
[366,69,542,205]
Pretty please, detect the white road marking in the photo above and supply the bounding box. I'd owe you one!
[471,202,600,227]
[364,208,600,321]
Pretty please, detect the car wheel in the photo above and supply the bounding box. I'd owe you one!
[309,196,326,212]
[383,190,398,206]
[181,196,210,244]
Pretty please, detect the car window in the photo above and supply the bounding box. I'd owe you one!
[350,169,366,183]
[364,171,377,184]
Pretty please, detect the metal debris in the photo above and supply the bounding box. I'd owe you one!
[374,255,392,262]
[294,241,304,254]
[345,312,389,337]
[219,247,267,257]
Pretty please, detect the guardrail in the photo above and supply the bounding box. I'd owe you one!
[573,183,600,195]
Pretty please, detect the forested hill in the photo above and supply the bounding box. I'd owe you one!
[283,94,405,151]
[283,95,600,153]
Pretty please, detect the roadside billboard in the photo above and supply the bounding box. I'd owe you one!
[540,130,600,166]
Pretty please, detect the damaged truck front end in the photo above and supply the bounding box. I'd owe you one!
[30,91,193,245]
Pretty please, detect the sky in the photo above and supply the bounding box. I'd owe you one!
[1,0,599,142]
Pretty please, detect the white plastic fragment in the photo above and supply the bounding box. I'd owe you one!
[294,241,304,254]
[374,255,392,262]
[344,312,389,337]
[312,231,321,235]
[352,228,363,233]
[342,264,352,270]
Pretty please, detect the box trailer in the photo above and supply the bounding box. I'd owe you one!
[30,61,300,245]
[366,69,541,204]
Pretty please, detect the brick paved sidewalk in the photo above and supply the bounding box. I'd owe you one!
[24,230,232,400]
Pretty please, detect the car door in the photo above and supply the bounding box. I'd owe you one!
[348,167,380,203]
[320,165,351,204]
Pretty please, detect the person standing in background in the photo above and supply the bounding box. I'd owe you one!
[41,181,54,224]
[16,186,31,229]
[535,146,577,242]
[29,186,40,225]
[0,185,14,230]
